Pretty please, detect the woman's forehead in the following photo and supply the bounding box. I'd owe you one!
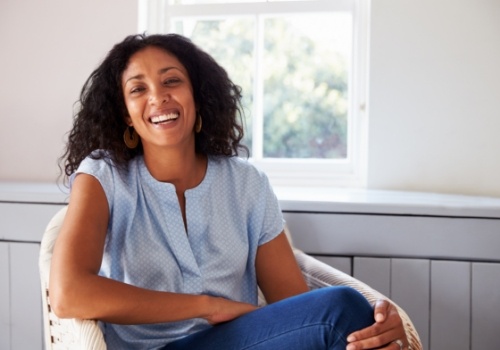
[122,46,189,81]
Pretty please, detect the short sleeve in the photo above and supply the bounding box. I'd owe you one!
[257,173,285,246]
[71,156,116,213]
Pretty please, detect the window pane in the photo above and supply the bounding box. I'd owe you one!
[171,18,255,152]
[263,13,352,159]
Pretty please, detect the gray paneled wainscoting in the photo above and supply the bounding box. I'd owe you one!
[280,189,500,350]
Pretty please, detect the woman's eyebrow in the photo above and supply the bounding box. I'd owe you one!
[158,66,182,75]
[124,74,144,84]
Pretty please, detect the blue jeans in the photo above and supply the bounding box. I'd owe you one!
[163,286,374,350]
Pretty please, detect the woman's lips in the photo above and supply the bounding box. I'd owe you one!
[149,112,179,124]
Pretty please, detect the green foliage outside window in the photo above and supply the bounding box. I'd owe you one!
[174,15,348,159]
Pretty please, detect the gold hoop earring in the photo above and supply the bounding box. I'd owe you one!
[195,115,202,133]
[124,126,139,149]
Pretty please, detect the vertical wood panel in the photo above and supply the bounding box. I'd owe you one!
[312,255,352,275]
[353,257,391,297]
[471,262,500,349]
[0,243,10,350]
[431,260,470,350]
[391,259,430,350]
[10,243,42,350]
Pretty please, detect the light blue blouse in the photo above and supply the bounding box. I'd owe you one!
[75,154,284,349]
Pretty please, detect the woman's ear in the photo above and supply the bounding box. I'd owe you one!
[124,115,133,126]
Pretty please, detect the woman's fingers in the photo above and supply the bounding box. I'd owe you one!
[346,327,406,349]
[373,299,390,322]
[346,300,407,349]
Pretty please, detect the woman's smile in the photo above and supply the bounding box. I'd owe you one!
[149,111,180,125]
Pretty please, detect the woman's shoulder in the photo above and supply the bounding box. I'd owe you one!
[211,156,263,178]
[77,151,117,175]
[75,151,142,182]
[209,156,271,193]
[73,152,144,206]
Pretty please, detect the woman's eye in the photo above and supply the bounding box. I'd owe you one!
[164,78,180,85]
[130,87,145,94]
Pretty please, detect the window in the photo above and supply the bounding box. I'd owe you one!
[139,0,369,187]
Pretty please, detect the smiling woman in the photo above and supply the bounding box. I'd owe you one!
[51,33,410,350]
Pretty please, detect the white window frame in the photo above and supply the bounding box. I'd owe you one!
[138,0,370,188]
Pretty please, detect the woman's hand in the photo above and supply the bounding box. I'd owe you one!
[346,299,408,350]
[204,296,258,325]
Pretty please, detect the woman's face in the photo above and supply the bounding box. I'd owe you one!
[121,46,197,153]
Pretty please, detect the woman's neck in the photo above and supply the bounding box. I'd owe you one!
[143,147,208,193]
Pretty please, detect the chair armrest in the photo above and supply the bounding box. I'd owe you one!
[39,206,107,350]
[293,249,423,350]
[41,284,107,350]
[48,316,106,350]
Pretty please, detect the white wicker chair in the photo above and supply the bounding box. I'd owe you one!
[40,206,422,350]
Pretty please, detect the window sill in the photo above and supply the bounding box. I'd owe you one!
[275,186,500,219]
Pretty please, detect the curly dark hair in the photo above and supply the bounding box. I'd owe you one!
[61,33,247,178]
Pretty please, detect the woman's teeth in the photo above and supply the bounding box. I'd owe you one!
[150,113,179,124]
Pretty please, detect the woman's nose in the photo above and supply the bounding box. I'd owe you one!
[149,89,170,105]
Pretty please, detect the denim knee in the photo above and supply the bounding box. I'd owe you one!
[323,286,371,310]
[162,287,374,350]
[316,286,374,333]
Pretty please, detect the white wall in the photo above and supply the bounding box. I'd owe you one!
[1,0,499,198]
[368,0,500,197]
[0,0,137,182]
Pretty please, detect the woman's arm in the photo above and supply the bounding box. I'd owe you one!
[49,174,256,325]
[255,232,309,303]
[257,232,410,349]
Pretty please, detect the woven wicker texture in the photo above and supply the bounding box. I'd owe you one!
[39,206,106,350]
[293,250,423,350]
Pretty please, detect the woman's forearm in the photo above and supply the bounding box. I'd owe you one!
[49,273,211,324]
[49,272,257,325]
